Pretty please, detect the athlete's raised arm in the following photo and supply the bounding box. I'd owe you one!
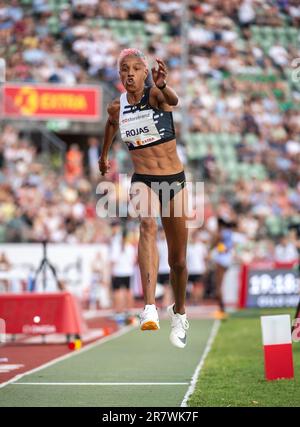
[151,58,178,107]
[98,99,120,176]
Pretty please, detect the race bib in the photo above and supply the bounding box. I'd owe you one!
[120,109,161,148]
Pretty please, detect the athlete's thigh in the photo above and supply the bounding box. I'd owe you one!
[129,181,160,219]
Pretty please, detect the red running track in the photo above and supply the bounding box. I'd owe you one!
[0,317,118,385]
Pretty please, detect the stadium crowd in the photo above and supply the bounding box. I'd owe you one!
[0,0,300,291]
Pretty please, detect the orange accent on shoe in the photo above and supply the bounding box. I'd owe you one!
[141,321,159,331]
[214,310,229,320]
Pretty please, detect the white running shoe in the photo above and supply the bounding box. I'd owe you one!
[140,304,160,331]
[167,304,189,348]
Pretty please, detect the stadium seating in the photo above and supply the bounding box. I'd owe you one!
[0,0,299,252]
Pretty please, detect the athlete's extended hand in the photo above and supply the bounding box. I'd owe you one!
[151,58,168,88]
[98,157,110,176]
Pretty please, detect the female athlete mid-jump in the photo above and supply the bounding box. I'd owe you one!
[99,48,189,348]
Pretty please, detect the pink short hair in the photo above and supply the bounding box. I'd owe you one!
[118,48,148,69]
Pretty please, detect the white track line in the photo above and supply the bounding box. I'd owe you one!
[12,382,189,386]
[180,319,220,407]
[0,325,136,390]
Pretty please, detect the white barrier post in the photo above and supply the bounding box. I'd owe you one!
[261,315,294,381]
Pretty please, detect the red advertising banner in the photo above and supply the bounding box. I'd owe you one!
[0,292,87,335]
[1,84,101,121]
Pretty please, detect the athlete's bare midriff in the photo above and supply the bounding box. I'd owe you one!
[130,138,183,175]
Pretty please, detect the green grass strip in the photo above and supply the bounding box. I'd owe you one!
[189,308,300,407]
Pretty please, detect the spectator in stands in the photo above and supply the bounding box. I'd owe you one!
[86,136,101,182]
[90,251,110,309]
[0,251,11,292]
[211,217,236,319]
[65,144,83,183]
[202,145,217,180]
[238,0,256,29]
[110,228,136,320]
[274,234,299,263]
[187,230,208,305]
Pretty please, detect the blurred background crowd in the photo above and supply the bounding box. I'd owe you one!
[0,0,300,305]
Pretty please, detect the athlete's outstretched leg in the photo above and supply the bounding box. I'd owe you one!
[130,183,160,306]
[161,187,189,347]
[138,217,159,305]
[161,188,189,315]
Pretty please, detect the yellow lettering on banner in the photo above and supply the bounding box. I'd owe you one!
[78,95,87,110]
[41,94,51,109]
[40,93,88,111]
[62,95,67,109]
